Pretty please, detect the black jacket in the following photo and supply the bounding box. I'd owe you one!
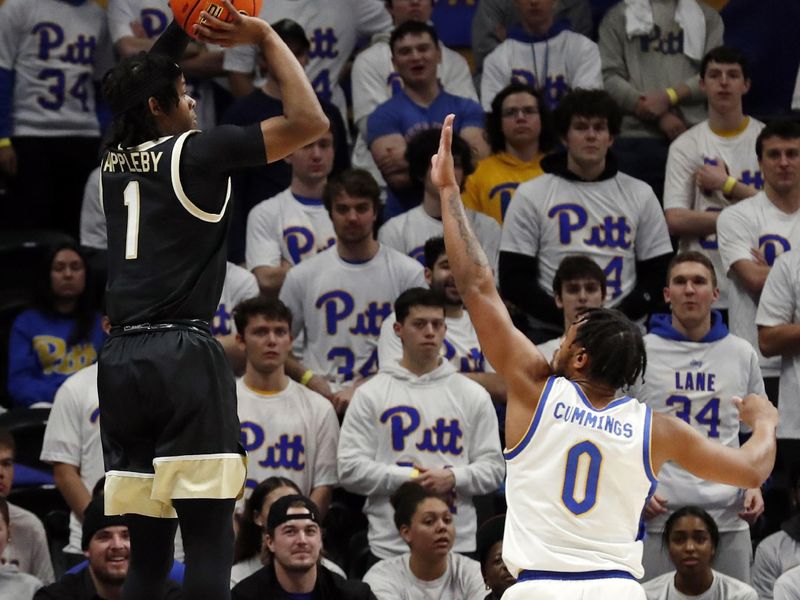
[34,569,182,600]
[232,564,376,600]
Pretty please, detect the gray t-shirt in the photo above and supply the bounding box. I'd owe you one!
[363,553,485,600]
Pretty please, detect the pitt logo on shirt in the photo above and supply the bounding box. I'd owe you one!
[380,406,463,455]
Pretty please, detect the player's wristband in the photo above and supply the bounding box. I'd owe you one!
[665,87,679,106]
[722,176,737,196]
[300,369,314,386]
[0,138,11,149]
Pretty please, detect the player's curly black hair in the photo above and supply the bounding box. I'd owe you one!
[102,52,182,148]
[572,307,646,390]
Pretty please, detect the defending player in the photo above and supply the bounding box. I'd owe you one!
[98,4,329,600]
[432,114,778,599]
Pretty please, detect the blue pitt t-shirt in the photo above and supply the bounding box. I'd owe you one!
[366,88,485,145]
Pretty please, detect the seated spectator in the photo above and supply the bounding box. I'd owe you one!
[363,482,484,600]
[350,0,477,189]
[0,497,41,599]
[278,170,426,411]
[471,0,593,82]
[598,0,723,199]
[536,255,607,361]
[234,297,339,514]
[245,124,337,298]
[7,243,104,408]
[499,89,672,342]
[480,0,602,112]
[34,497,181,600]
[338,288,504,563]
[0,429,53,584]
[643,506,758,600]
[222,19,350,264]
[378,237,506,404]
[232,494,374,600]
[231,477,344,587]
[378,129,501,271]
[463,83,555,224]
[475,515,514,600]
[663,46,763,319]
[368,21,489,195]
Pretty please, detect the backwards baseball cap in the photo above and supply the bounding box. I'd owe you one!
[266,494,320,533]
[82,497,128,550]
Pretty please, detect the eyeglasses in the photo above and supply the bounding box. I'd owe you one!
[501,106,539,118]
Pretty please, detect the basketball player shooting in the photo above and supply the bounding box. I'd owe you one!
[97,3,328,599]
[432,114,778,600]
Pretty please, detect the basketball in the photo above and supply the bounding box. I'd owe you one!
[170,0,262,38]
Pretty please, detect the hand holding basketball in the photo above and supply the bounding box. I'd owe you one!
[170,0,262,42]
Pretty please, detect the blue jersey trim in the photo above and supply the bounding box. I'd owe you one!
[291,193,323,206]
[518,569,635,582]
[636,405,659,541]
[571,380,632,412]
[504,376,554,460]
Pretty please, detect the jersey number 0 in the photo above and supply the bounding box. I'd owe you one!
[562,440,602,516]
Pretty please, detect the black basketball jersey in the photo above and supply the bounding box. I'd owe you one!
[101,131,230,325]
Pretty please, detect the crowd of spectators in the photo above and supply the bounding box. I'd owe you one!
[2,0,800,599]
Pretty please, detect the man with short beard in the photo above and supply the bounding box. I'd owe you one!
[232,495,375,600]
[34,498,181,599]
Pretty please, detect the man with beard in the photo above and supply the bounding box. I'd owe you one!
[34,498,181,599]
[231,495,375,600]
[279,169,425,414]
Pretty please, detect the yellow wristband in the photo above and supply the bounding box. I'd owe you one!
[665,87,679,106]
[722,176,737,196]
[0,138,11,149]
[410,468,420,479]
[300,369,314,386]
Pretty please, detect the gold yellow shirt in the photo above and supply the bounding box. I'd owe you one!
[462,151,545,224]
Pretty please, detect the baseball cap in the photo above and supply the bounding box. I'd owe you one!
[266,494,320,533]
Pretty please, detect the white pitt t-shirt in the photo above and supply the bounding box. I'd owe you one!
[756,250,800,438]
[213,262,260,337]
[279,244,426,389]
[663,117,765,309]
[501,171,672,305]
[236,378,339,496]
[39,364,103,554]
[378,204,501,272]
[718,192,800,377]
[630,326,763,531]
[245,188,336,270]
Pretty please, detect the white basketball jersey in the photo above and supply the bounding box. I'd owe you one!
[378,204,501,272]
[503,377,655,579]
[632,324,763,531]
[663,118,765,309]
[245,188,336,270]
[717,192,800,377]
[501,172,672,304]
[279,245,426,389]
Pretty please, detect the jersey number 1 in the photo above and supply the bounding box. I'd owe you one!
[123,181,140,260]
[562,440,602,516]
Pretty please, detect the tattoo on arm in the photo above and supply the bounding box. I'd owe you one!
[447,190,490,268]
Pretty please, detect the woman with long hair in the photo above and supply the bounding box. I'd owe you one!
[7,242,104,407]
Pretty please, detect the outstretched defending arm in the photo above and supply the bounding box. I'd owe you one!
[432,115,550,447]
[652,393,777,489]
[194,0,328,163]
